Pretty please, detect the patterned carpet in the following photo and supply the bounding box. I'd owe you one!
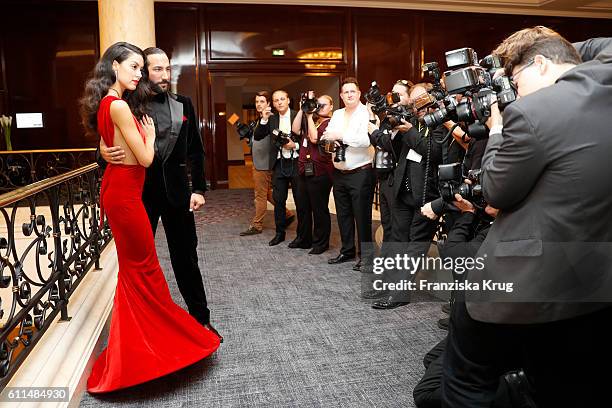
[79,189,446,408]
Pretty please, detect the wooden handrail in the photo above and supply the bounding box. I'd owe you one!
[0,163,99,207]
[0,148,96,154]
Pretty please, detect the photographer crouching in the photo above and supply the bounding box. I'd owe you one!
[291,92,335,254]
[441,28,612,407]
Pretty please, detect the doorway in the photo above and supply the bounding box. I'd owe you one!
[210,73,340,189]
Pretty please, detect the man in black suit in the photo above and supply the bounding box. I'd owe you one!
[367,83,445,309]
[442,30,612,407]
[253,89,302,246]
[100,47,222,342]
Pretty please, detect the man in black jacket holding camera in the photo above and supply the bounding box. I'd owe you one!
[367,83,445,309]
[253,89,302,246]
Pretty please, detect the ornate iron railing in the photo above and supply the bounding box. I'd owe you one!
[0,149,97,193]
[0,163,111,388]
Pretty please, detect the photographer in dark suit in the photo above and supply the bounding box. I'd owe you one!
[367,83,445,309]
[254,89,302,246]
[442,29,612,407]
[99,47,221,341]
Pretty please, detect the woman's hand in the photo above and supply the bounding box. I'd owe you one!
[140,115,156,142]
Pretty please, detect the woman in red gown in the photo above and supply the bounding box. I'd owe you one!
[80,42,220,393]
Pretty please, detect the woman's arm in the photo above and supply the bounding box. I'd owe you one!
[109,100,155,167]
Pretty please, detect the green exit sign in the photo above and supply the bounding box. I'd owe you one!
[272,49,285,56]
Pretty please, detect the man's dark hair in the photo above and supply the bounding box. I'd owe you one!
[255,90,271,104]
[341,77,360,91]
[493,26,582,76]
[143,47,167,67]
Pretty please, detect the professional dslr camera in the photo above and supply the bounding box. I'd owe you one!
[319,139,347,162]
[438,163,485,208]
[421,47,517,139]
[227,113,257,141]
[364,81,418,131]
[271,128,298,149]
[300,91,322,114]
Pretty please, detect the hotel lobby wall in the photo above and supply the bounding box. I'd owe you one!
[0,1,99,151]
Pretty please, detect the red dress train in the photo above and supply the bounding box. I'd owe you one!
[87,95,220,393]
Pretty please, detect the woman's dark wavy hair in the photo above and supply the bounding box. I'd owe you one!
[79,41,153,138]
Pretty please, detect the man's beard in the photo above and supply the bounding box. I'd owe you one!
[151,80,169,94]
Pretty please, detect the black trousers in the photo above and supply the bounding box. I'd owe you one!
[332,167,376,257]
[442,301,612,408]
[414,338,447,408]
[273,158,304,235]
[297,173,332,250]
[143,192,210,324]
[378,175,394,244]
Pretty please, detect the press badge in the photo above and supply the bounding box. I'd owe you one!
[407,149,422,163]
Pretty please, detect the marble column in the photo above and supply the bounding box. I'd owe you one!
[98,0,155,54]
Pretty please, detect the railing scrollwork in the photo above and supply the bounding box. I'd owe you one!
[0,163,111,388]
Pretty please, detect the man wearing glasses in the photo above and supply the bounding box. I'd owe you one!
[441,27,612,408]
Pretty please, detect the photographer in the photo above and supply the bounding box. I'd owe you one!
[322,78,375,271]
[368,79,413,246]
[253,89,302,246]
[368,83,445,309]
[442,29,612,407]
[291,93,334,254]
[240,91,294,237]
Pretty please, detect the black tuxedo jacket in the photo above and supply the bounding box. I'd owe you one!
[467,38,612,324]
[253,110,298,169]
[371,125,444,206]
[143,93,206,208]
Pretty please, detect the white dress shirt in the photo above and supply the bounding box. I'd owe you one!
[326,103,374,170]
[261,110,298,160]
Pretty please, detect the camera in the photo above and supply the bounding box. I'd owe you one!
[227,113,256,141]
[317,139,346,162]
[271,128,298,149]
[438,163,484,207]
[421,47,518,138]
[301,91,322,114]
[364,81,418,130]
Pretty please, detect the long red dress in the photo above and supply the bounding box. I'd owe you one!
[87,95,220,393]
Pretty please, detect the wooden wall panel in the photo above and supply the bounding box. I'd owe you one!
[1,1,98,150]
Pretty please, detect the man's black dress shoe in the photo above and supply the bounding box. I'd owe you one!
[372,296,409,310]
[269,233,285,246]
[288,239,312,249]
[441,302,451,315]
[361,289,389,300]
[352,259,362,271]
[437,317,449,331]
[203,323,223,343]
[328,253,355,264]
[309,246,328,255]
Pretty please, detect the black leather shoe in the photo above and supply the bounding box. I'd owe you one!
[441,302,451,315]
[328,253,355,264]
[288,239,312,249]
[361,289,388,300]
[372,296,409,310]
[269,233,285,246]
[285,214,295,227]
[309,246,328,255]
[203,323,223,343]
[352,259,362,271]
[437,317,449,331]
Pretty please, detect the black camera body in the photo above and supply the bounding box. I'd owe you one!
[235,120,257,141]
[438,163,485,207]
[301,91,322,114]
[365,81,418,130]
[421,48,517,138]
[271,129,298,149]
